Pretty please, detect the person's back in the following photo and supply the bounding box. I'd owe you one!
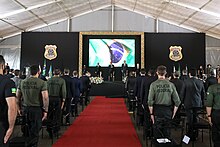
[21,77,46,106]
[47,76,66,97]
[205,74,217,91]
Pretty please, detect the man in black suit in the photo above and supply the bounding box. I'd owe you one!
[180,69,189,81]
[108,62,115,81]
[121,60,128,80]
[183,69,205,140]
[61,68,75,124]
[140,69,157,137]
[134,68,146,126]
[170,71,185,103]
[72,71,82,116]
[205,70,217,92]
[80,72,91,106]
[126,71,136,111]
[95,63,101,77]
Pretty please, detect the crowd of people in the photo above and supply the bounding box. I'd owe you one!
[1,52,220,147]
[126,65,220,147]
[0,55,91,147]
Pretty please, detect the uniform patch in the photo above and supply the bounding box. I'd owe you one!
[11,88,16,94]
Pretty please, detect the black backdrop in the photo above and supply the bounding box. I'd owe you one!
[145,33,205,73]
[21,32,205,77]
[21,32,79,73]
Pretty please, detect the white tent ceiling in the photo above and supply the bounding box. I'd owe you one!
[0,0,220,39]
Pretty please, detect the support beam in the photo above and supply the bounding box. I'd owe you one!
[179,0,213,25]
[155,19,159,33]
[0,0,62,19]
[67,18,71,32]
[12,0,48,25]
[112,4,114,32]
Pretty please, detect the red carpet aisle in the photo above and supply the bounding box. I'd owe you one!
[53,96,141,147]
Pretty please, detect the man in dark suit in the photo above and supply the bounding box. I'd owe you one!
[95,63,101,77]
[180,69,189,81]
[80,72,91,106]
[108,62,115,81]
[61,68,75,124]
[170,71,185,103]
[183,69,205,140]
[125,71,136,111]
[134,68,146,126]
[121,60,128,80]
[140,69,157,137]
[72,71,82,116]
[205,70,217,92]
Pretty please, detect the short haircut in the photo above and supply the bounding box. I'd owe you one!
[157,65,167,76]
[182,69,187,75]
[173,71,180,78]
[189,68,197,77]
[140,68,146,75]
[73,70,78,76]
[30,65,39,76]
[148,69,155,76]
[64,68,70,74]
[14,69,20,76]
[0,55,5,65]
[54,68,60,75]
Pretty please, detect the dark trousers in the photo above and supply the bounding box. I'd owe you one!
[0,122,8,147]
[71,97,79,116]
[153,105,172,138]
[47,97,61,135]
[212,109,220,147]
[63,97,71,123]
[24,106,42,146]
[185,108,199,139]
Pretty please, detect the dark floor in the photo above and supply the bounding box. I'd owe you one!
[11,97,212,147]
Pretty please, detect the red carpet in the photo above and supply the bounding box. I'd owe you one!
[53,96,141,147]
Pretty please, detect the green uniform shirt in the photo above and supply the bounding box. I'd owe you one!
[18,77,47,106]
[47,77,66,98]
[206,83,220,110]
[148,79,181,107]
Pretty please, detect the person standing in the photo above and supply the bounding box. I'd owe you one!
[121,60,128,80]
[0,55,17,147]
[47,68,66,137]
[72,71,82,116]
[61,68,75,125]
[134,68,146,126]
[140,69,157,137]
[95,63,102,77]
[148,65,181,138]
[80,72,91,106]
[206,74,220,147]
[205,70,217,92]
[183,69,205,140]
[17,65,49,146]
[180,69,189,81]
[108,61,115,81]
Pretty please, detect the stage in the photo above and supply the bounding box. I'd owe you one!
[89,81,126,98]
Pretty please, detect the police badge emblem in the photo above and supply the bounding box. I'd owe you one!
[169,46,183,62]
[44,45,57,60]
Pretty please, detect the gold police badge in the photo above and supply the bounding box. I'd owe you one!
[169,46,183,62]
[44,45,57,60]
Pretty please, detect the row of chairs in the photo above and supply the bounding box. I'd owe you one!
[126,90,212,147]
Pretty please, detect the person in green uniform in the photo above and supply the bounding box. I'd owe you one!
[46,68,66,138]
[17,65,49,146]
[148,65,181,138]
[206,74,220,147]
